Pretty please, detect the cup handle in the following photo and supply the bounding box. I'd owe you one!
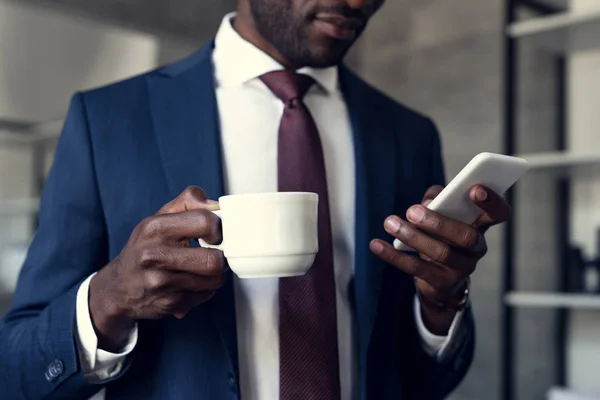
[197,209,224,251]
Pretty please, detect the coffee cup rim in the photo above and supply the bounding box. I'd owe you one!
[218,192,318,201]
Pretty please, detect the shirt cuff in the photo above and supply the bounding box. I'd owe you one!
[413,294,465,360]
[74,272,138,381]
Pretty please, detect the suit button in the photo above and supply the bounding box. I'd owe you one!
[228,373,238,394]
[45,359,64,382]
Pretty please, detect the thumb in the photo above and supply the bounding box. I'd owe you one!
[158,186,219,215]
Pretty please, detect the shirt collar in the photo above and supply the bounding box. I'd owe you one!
[213,12,339,94]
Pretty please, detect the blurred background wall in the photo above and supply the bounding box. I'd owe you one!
[1,1,599,399]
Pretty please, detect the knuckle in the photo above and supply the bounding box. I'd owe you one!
[205,212,222,240]
[195,210,212,230]
[193,210,219,241]
[138,248,159,267]
[138,217,152,232]
[462,228,479,249]
[404,256,422,277]
[384,247,401,265]
[174,249,193,267]
[139,217,163,236]
[144,270,166,290]
[182,186,207,202]
[158,201,174,214]
[182,185,197,197]
[429,216,444,232]
[400,224,419,243]
[204,249,226,273]
[434,243,452,264]
[380,246,398,266]
[158,295,180,310]
[387,253,400,268]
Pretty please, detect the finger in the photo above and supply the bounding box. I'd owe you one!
[384,216,477,269]
[143,269,225,294]
[139,210,222,243]
[405,205,484,254]
[155,292,186,314]
[141,247,228,276]
[165,271,226,292]
[165,247,228,276]
[422,185,444,207]
[369,239,448,287]
[469,185,512,230]
[172,291,217,319]
[158,186,220,215]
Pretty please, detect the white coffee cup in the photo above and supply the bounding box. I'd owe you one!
[198,192,319,279]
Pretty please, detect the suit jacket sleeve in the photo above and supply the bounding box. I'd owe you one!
[0,93,131,399]
[397,117,475,399]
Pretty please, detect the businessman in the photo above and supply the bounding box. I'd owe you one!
[0,0,511,399]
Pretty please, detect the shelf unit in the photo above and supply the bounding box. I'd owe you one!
[0,120,60,302]
[503,1,600,399]
[0,119,62,224]
[517,151,600,177]
[0,198,41,216]
[0,119,62,146]
[507,9,600,53]
[505,292,600,309]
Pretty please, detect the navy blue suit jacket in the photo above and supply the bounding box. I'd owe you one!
[0,42,474,400]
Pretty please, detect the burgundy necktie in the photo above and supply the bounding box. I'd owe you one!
[260,70,341,400]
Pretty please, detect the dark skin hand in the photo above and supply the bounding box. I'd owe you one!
[89,186,228,352]
[370,184,511,335]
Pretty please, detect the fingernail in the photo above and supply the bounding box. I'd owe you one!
[205,199,220,210]
[476,187,488,202]
[407,206,425,223]
[370,240,384,254]
[385,217,401,233]
[423,199,432,207]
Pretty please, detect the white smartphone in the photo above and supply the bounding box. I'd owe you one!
[393,152,530,252]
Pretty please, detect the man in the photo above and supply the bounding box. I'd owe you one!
[0,0,510,399]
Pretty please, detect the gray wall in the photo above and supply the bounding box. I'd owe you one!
[353,1,559,399]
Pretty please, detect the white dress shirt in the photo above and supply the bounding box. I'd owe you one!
[74,13,464,400]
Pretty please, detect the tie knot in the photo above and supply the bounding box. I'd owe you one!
[260,70,315,107]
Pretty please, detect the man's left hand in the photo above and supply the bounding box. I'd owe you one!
[369,184,511,335]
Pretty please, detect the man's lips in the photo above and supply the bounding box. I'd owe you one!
[313,13,364,40]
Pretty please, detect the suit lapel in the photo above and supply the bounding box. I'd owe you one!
[340,66,397,385]
[147,41,239,377]
[147,42,224,200]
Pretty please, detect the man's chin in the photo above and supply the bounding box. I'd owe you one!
[297,47,351,68]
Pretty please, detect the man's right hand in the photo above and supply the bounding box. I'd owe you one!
[89,186,227,352]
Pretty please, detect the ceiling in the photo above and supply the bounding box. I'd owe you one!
[11,0,238,42]
[12,0,573,44]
